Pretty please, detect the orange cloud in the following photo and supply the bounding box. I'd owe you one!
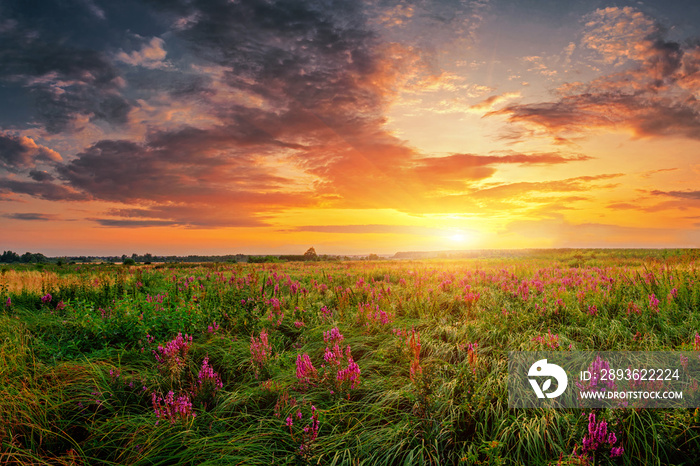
[468,92,521,113]
[471,174,623,200]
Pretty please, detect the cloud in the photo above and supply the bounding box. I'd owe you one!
[606,202,639,210]
[288,224,459,236]
[0,133,62,172]
[490,7,700,141]
[605,197,696,213]
[650,190,700,200]
[468,92,521,113]
[91,219,182,228]
[471,174,622,199]
[115,37,169,69]
[0,177,88,201]
[102,204,272,228]
[581,7,656,65]
[522,56,558,77]
[79,0,106,20]
[0,0,628,229]
[369,0,491,46]
[57,127,303,203]
[28,170,54,181]
[408,151,591,189]
[0,17,132,133]
[639,167,678,178]
[2,212,57,221]
[1,0,444,224]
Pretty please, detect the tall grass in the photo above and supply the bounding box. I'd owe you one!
[2,251,700,464]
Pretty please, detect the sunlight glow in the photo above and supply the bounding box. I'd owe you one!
[450,233,468,243]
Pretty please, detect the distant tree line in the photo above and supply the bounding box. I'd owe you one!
[0,250,251,264]
[0,247,383,265]
[249,248,342,263]
[1,250,49,263]
[109,253,248,264]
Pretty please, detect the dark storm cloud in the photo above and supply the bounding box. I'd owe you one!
[57,127,298,204]
[146,0,391,139]
[28,170,54,182]
[0,135,31,170]
[0,2,133,133]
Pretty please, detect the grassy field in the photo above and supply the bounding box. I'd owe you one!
[2,249,700,465]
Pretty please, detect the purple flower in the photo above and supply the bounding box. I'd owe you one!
[197,356,223,392]
[610,446,624,458]
[579,412,623,460]
[296,353,317,385]
[41,293,52,304]
[323,327,344,344]
[649,293,660,312]
[152,390,195,424]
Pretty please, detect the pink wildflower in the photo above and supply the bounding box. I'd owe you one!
[648,293,660,312]
[296,353,317,386]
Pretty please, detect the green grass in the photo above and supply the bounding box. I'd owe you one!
[1,251,700,464]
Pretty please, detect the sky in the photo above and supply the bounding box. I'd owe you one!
[1,0,700,256]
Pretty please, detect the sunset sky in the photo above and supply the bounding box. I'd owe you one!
[2,0,700,255]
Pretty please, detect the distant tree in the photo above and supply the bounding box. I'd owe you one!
[368,253,379,261]
[304,247,318,260]
[32,253,48,263]
[123,258,136,266]
[1,250,21,263]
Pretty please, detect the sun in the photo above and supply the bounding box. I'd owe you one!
[451,233,466,242]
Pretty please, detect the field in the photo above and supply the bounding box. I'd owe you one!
[2,249,700,465]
